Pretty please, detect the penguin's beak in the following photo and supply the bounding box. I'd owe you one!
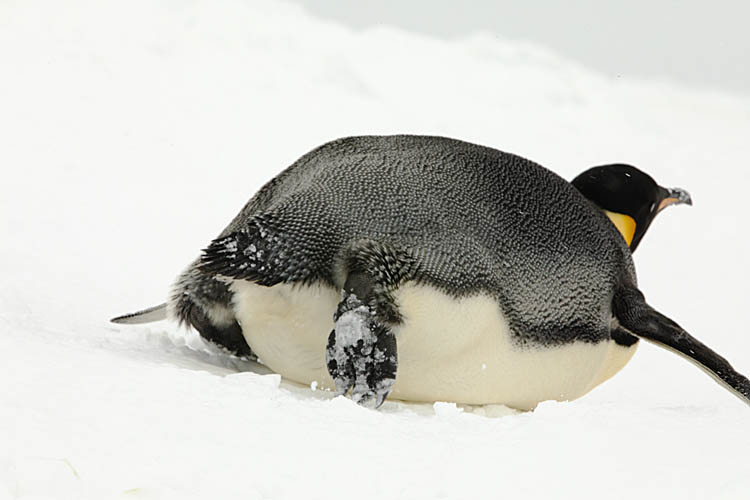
[657,187,692,212]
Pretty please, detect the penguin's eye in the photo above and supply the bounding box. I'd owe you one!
[650,202,656,212]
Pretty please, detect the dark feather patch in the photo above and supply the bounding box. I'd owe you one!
[200,218,314,286]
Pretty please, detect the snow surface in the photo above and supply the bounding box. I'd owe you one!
[1,1,749,498]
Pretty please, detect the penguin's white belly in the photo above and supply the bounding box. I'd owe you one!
[230,281,638,410]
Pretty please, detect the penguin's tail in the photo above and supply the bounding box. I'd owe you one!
[613,286,750,406]
[111,303,168,324]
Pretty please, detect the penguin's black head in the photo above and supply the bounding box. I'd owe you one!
[572,164,692,252]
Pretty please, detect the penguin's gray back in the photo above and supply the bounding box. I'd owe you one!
[118,134,750,410]
[219,135,634,347]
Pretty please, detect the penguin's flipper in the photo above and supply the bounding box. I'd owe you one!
[325,240,415,408]
[199,217,315,286]
[111,303,167,324]
[326,272,398,408]
[613,287,750,405]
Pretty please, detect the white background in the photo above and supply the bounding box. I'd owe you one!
[293,0,750,95]
[1,1,748,498]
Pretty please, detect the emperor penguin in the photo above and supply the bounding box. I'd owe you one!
[113,135,749,410]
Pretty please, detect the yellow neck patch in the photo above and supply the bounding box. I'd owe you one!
[604,210,636,247]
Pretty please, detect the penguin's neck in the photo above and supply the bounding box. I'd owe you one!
[603,210,636,247]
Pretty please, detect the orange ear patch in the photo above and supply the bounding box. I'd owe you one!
[604,211,636,247]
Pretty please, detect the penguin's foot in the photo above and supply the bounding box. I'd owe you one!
[326,293,398,408]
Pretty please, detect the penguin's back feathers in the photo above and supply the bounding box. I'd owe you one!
[202,135,635,346]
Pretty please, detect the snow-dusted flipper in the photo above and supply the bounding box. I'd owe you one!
[326,272,398,408]
[199,215,318,286]
[325,241,415,408]
[613,286,750,405]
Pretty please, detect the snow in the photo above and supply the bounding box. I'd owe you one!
[334,302,372,348]
[1,0,749,498]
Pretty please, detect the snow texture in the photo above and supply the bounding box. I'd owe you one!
[335,311,372,358]
[1,0,749,499]
[334,302,373,349]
